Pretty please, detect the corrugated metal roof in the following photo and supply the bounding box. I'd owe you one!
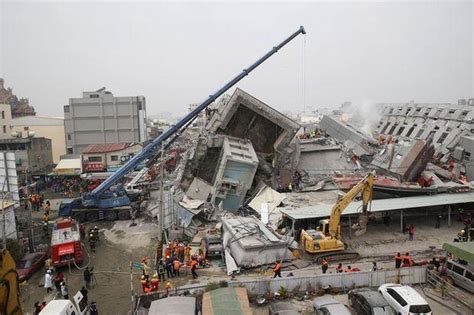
[280,191,474,220]
[148,296,196,315]
[442,242,474,265]
[11,116,64,126]
[82,143,131,154]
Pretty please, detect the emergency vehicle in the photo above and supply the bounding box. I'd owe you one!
[51,218,84,267]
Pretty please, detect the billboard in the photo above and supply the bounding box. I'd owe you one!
[0,152,19,201]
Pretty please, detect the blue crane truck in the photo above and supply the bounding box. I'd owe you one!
[59,26,306,222]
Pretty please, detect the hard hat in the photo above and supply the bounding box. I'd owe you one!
[141,275,145,280]
[47,270,51,274]
[89,233,94,237]
[94,226,98,229]
[153,274,158,278]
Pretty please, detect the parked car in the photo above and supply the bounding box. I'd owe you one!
[269,301,298,315]
[348,288,395,315]
[16,251,48,282]
[379,284,432,315]
[445,258,474,293]
[312,295,351,315]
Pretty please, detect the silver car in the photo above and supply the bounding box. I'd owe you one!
[312,295,352,315]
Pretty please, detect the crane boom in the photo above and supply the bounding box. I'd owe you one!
[328,172,375,237]
[83,26,306,208]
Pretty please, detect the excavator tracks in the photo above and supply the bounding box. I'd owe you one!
[314,248,360,264]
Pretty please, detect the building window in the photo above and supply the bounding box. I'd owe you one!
[406,125,416,137]
[2,126,6,133]
[64,105,70,113]
[1,111,4,119]
[111,155,118,161]
[88,156,102,162]
[67,148,73,154]
[67,134,71,140]
[437,132,449,144]
[464,151,471,161]
[24,126,29,131]
[388,125,397,135]
[89,94,99,98]
[396,127,405,136]
[415,129,425,138]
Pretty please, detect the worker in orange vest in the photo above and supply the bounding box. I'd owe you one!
[395,252,403,269]
[165,281,172,296]
[140,275,148,293]
[190,258,198,279]
[402,252,414,267]
[273,260,282,278]
[150,274,159,291]
[173,258,181,277]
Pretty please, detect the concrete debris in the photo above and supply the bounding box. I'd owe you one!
[185,177,212,201]
[248,182,286,214]
[221,214,293,269]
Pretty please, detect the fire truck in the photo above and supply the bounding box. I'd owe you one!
[51,218,84,267]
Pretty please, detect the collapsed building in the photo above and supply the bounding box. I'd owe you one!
[156,91,474,275]
[376,99,474,180]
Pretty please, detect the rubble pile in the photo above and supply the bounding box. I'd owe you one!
[146,90,473,274]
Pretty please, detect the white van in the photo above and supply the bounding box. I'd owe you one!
[379,284,432,315]
[40,291,88,315]
[445,259,474,293]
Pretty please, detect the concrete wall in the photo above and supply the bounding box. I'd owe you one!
[0,104,12,139]
[82,144,142,168]
[11,123,65,164]
[177,266,427,296]
[64,89,147,154]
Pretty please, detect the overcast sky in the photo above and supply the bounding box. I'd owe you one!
[1,1,472,118]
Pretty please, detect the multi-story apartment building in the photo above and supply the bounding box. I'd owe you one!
[0,104,12,139]
[64,88,147,154]
[376,98,474,178]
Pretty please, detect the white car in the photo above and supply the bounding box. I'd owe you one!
[378,284,432,315]
[312,296,351,315]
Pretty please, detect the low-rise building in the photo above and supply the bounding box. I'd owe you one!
[81,143,142,172]
[11,116,65,164]
[0,137,53,184]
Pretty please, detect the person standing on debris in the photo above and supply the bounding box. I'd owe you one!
[140,275,148,293]
[178,242,185,262]
[395,252,402,269]
[165,256,174,278]
[273,260,282,278]
[190,257,199,279]
[89,233,96,252]
[407,224,415,241]
[321,258,329,274]
[336,263,343,273]
[402,252,413,267]
[44,270,53,294]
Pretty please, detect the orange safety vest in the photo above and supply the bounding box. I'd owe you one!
[322,259,328,267]
[173,260,181,270]
[190,260,198,270]
[274,263,281,272]
[151,279,159,291]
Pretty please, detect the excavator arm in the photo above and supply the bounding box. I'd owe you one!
[328,172,375,238]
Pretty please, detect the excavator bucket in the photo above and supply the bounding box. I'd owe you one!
[352,214,369,236]
[0,250,23,315]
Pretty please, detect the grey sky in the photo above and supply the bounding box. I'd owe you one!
[1,1,472,118]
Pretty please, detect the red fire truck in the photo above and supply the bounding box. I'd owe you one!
[51,218,84,267]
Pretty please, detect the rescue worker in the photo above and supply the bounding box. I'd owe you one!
[150,274,159,291]
[79,224,86,240]
[190,257,198,279]
[372,262,378,272]
[89,233,96,252]
[165,281,172,296]
[83,267,91,289]
[142,258,151,281]
[92,226,100,241]
[184,244,191,265]
[336,263,343,273]
[173,257,181,277]
[44,270,53,294]
[407,224,415,241]
[273,260,282,278]
[436,215,442,229]
[344,265,352,272]
[158,259,166,281]
[140,275,148,293]
[402,252,414,267]
[60,282,69,300]
[395,252,402,269]
[321,258,328,274]
[165,256,174,278]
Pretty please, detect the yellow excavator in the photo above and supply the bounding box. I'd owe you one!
[300,172,375,262]
[0,249,23,314]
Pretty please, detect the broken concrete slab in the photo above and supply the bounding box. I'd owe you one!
[221,214,293,268]
[248,182,286,214]
[207,88,300,155]
[186,177,212,201]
